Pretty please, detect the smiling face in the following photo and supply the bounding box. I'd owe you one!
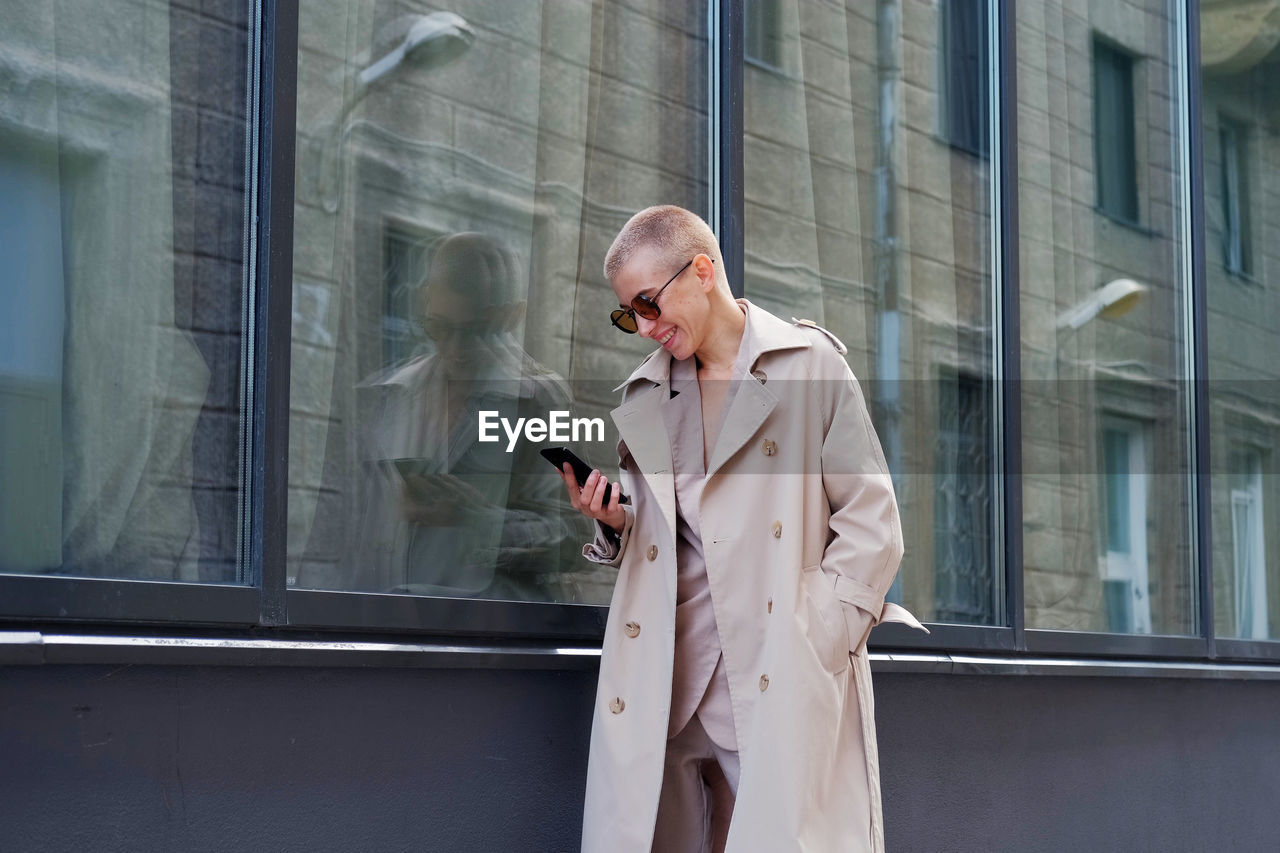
[610,246,715,361]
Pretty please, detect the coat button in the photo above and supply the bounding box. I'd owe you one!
[752,369,767,384]
[624,621,641,638]
[761,438,777,456]
[771,521,782,538]
[646,545,658,561]
[609,697,625,714]
[767,597,773,614]
[759,674,770,692]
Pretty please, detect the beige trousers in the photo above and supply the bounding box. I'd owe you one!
[651,714,741,853]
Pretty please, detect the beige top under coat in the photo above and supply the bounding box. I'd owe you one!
[662,303,752,750]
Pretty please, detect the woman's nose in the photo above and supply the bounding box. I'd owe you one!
[636,314,658,337]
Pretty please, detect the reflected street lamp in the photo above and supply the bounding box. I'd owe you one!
[317,12,476,212]
[358,12,475,87]
[1056,278,1148,331]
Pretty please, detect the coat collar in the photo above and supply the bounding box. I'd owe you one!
[608,300,816,543]
[610,298,812,393]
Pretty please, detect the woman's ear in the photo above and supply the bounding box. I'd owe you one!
[693,253,717,292]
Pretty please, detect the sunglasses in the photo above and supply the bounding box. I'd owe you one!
[610,257,709,334]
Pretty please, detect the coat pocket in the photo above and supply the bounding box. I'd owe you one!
[801,565,851,675]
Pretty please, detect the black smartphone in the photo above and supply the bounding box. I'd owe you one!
[540,446,629,505]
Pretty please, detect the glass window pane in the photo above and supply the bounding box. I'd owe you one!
[289,3,708,602]
[743,0,1000,626]
[1201,1,1280,641]
[1019,0,1195,634]
[0,2,249,583]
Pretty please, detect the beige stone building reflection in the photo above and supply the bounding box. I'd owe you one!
[0,1,247,583]
[283,0,1280,633]
[1201,0,1280,639]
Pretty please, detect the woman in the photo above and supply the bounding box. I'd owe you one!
[561,205,926,853]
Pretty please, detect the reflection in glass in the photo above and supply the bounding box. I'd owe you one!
[743,0,999,625]
[289,2,708,602]
[0,2,248,583]
[1201,0,1280,640]
[1020,0,1194,634]
[348,233,576,598]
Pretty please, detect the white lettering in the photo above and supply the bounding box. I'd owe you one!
[549,410,570,442]
[573,416,605,443]
[477,411,500,442]
[480,410,608,451]
[502,417,525,453]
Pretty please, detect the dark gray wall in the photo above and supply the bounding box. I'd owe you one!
[2,665,1278,852]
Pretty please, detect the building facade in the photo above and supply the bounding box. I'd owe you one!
[3,1,1280,850]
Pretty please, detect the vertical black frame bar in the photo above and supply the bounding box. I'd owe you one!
[996,0,1024,647]
[250,0,298,626]
[718,0,745,297]
[1184,0,1214,656]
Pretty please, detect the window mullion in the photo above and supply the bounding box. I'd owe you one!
[249,0,299,627]
[994,0,1025,648]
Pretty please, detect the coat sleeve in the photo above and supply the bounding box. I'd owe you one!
[580,439,637,567]
[818,358,906,654]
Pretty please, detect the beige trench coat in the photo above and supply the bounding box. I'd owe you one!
[580,300,926,853]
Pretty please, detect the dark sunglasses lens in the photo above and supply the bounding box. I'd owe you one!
[632,296,661,321]
[611,309,638,333]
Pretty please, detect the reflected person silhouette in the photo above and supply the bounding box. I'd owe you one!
[353,232,575,600]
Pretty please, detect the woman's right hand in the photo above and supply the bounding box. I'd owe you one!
[560,463,626,535]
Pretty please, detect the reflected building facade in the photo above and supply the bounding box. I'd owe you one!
[0,1,247,583]
[4,0,1278,635]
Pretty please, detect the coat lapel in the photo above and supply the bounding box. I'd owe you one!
[705,377,776,480]
[611,382,678,544]
[705,301,813,479]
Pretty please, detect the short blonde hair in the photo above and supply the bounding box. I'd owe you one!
[603,205,723,282]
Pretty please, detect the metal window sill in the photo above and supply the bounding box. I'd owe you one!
[3,632,1280,680]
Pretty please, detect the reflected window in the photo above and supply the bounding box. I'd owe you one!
[934,373,994,624]
[1101,420,1150,634]
[383,227,440,368]
[745,0,783,69]
[1230,449,1267,639]
[1093,39,1140,222]
[1219,118,1252,276]
[941,0,990,157]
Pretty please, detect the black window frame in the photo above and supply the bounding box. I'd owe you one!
[5,0,1280,668]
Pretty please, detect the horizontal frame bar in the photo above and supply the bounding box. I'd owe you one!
[285,589,608,641]
[6,631,1280,681]
[1212,638,1280,663]
[1025,628,1208,659]
[874,651,1280,681]
[5,580,1276,666]
[0,630,600,670]
[0,576,259,626]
